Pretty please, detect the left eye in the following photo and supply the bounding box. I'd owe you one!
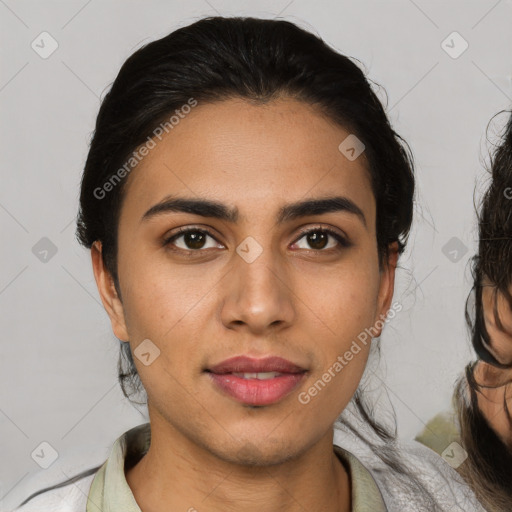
[293,228,349,251]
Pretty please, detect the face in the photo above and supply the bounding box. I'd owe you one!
[474,281,512,448]
[92,97,396,466]
[482,279,512,368]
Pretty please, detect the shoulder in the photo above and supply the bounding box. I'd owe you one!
[12,469,97,512]
[376,439,485,511]
[399,440,477,493]
[334,427,485,511]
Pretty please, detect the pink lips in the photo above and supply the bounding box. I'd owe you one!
[206,356,307,406]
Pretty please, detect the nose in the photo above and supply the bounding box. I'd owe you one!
[219,243,295,335]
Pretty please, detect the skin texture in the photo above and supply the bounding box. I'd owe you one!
[91,97,398,512]
[475,283,512,449]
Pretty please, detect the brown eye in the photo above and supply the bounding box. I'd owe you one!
[164,228,223,252]
[305,231,329,250]
[293,228,350,252]
[181,231,207,250]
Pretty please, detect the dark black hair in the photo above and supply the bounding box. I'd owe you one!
[455,111,512,511]
[19,15,444,509]
[469,111,512,369]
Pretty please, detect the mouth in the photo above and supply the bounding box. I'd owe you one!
[205,356,307,406]
[207,355,306,374]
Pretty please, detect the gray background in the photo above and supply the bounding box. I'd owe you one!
[1,0,511,509]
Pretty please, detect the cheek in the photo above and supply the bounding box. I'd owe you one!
[120,274,211,404]
[296,325,371,432]
[292,263,379,412]
[300,260,381,342]
[119,247,215,335]
[116,267,206,391]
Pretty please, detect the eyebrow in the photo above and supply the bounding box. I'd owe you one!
[141,195,367,227]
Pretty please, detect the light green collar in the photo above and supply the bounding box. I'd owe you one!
[86,423,386,512]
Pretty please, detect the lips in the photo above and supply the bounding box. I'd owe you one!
[206,356,307,406]
[208,356,306,374]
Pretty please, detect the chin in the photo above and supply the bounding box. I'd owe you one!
[210,436,304,467]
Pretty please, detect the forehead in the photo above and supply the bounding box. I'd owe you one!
[120,97,375,225]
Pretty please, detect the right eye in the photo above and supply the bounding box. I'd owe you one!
[163,227,224,253]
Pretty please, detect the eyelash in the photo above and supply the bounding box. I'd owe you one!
[163,225,351,254]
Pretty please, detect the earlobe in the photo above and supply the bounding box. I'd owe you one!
[90,241,129,342]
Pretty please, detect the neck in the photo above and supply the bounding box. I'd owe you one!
[125,418,351,512]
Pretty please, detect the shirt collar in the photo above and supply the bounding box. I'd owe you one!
[86,422,386,512]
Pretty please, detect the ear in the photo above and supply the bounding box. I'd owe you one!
[373,241,399,337]
[482,283,512,367]
[91,241,129,342]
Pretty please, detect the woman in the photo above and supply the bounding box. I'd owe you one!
[454,112,512,511]
[14,16,486,511]
[415,112,512,511]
